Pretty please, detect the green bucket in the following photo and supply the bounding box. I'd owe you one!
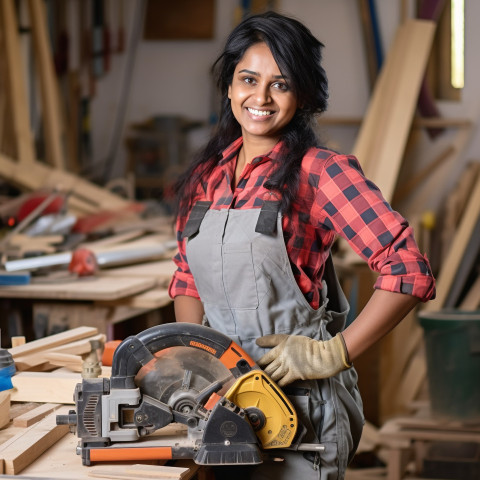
[418,310,480,421]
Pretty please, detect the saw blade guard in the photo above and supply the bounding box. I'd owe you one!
[134,346,237,414]
[109,322,257,389]
[224,370,298,449]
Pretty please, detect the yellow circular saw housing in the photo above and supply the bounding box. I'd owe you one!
[224,370,298,449]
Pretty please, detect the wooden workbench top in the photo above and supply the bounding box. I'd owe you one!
[0,275,156,301]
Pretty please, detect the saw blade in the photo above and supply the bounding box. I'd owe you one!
[134,346,236,413]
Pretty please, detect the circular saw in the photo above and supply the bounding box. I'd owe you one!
[56,323,319,466]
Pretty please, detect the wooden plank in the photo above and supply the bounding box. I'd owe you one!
[11,371,80,404]
[14,333,106,371]
[8,326,98,359]
[380,417,480,444]
[0,0,36,164]
[100,259,177,287]
[88,464,190,479]
[13,403,61,428]
[425,174,480,311]
[10,336,26,348]
[393,350,427,412]
[125,464,189,479]
[97,287,171,309]
[0,152,129,213]
[392,145,455,204]
[42,352,83,372]
[380,310,424,420]
[0,408,69,475]
[443,214,480,307]
[0,391,10,429]
[0,276,156,301]
[28,0,66,169]
[352,19,436,202]
[459,275,480,310]
[440,161,480,263]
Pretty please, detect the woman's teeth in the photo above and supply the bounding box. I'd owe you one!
[247,108,272,116]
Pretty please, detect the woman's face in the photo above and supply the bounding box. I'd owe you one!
[228,42,298,144]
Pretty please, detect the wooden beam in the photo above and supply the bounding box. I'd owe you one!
[13,403,61,428]
[0,276,156,301]
[425,174,480,311]
[392,145,455,204]
[0,152,130,215]
[459,276,480,310]
[0,391,10,429]
[96,287,171,309]
[10,371,81,404]
[352,19,436,202]
[8,326,98,359]
[42,352,83,372]
[10,369,109,403]
[0,0,36,164]
[318,115,471,128]
[88,464,190,480]
[28,0,66,169]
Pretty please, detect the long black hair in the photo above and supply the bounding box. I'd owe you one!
[174,11,329,217]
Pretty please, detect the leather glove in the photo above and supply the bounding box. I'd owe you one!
[256,333,351,387]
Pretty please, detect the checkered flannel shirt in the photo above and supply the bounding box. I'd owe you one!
[169,137,435,309]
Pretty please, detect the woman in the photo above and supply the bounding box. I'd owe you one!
[169,11,435,480]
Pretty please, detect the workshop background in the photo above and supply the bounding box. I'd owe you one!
[0,1,479,479]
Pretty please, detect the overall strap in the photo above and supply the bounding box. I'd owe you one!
[323,252,349,335]
[255,200,282,235]
[181,201,213,239]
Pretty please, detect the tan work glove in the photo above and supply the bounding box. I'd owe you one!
[256,333,352,387]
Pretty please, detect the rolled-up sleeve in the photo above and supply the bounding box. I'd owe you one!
[314,155,435,301]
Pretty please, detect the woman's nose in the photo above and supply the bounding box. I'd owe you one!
[254,84,271,104]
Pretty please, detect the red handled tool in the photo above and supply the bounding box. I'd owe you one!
[68,248,98,276]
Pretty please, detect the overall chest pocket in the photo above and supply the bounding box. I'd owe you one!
[222,242,259,309]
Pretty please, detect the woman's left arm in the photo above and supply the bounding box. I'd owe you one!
[342,289,419,360]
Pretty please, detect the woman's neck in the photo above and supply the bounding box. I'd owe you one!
[234,136,278,187]
[240,136,279,165]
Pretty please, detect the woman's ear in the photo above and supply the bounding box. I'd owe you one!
[228,85,232,99]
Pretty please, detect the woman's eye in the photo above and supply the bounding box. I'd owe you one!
[243,77,255,85]
[273,82,288,91]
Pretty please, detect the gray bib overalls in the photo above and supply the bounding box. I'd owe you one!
[183,201,364,479]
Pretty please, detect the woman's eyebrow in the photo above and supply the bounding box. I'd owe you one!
[238,69,286,80]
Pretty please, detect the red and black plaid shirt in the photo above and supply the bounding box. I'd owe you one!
[169,137,435,309]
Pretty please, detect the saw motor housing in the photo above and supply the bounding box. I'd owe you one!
[57,323,298,466]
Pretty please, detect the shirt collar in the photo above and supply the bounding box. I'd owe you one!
[220,137,284,165]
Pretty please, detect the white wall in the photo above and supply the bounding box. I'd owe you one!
[91,0,479,217]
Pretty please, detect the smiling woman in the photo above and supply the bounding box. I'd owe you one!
[228,42,298,183]
[168,10,435,480]
[228,43,298,146]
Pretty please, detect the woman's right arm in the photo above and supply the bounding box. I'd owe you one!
[174,295,204,324]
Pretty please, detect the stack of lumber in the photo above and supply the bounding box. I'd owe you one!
[0,0,179,314]
[0,0,133,216]
[0,405,70,475]
[0,213,178,340]
[7,326,108,404]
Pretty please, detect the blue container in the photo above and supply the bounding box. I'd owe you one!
[0,348,15,391]
[418,310,480,420]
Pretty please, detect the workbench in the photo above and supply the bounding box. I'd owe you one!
[0,259,177,341]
